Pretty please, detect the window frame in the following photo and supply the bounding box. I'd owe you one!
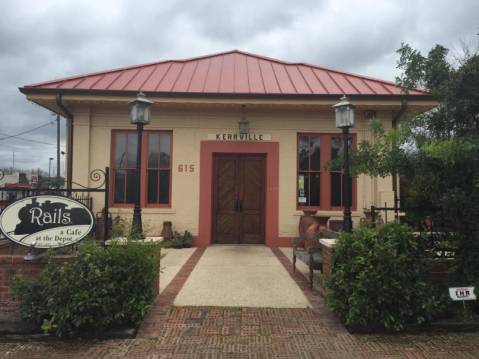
[296,133,357,212]
[110,129,173,209]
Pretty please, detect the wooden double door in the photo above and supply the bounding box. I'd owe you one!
[212,154,265,244]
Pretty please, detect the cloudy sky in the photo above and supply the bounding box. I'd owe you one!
[1,0,478,174]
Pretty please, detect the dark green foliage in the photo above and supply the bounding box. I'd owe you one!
[324,39,479,291]
[326,222,447,330]
[11,240,163,337]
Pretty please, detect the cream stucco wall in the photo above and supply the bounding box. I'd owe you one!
[70,103,396,239]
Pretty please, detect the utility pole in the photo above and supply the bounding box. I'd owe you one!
[12,150,15,172]
[57,115,60,183]
[49,158,54,179]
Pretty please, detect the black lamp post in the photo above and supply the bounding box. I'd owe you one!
[129,92,153,238]
[333,95,356,233]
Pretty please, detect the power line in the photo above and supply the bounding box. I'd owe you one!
[0,133,66,147]
[0,146,57,151]
[0,121,55,141]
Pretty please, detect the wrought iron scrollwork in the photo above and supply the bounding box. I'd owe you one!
[0,169,4,181]
[89,169,107,188]
[35,168,107,190]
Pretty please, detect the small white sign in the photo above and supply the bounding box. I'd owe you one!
[449,287,477,301]
[298,197,307,203]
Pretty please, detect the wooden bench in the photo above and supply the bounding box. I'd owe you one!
[292,228,340,290]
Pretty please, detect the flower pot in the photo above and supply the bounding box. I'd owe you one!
[299,210,318,238]
[307,215,331,237]
[329,220,343,232]
[183,231,193,248]
[360,210,383,224]
[299,211,331,248]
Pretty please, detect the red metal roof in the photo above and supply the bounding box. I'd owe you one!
[24,50,428,96]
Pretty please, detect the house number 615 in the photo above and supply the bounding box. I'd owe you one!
[178,165,194,172]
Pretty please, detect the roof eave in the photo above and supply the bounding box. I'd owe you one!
[19,87,436,102]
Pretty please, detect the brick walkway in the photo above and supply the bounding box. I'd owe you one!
[137,247,207,339]
[2,306,479,358]
[2,246,479,358]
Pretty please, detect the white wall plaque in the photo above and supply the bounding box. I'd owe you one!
[208,134,271,141]
[449,287,477,301]
[0,195,95,248]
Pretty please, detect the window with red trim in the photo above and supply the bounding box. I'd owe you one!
[112,130,172,207]
[297,133,356,211]
[146,133,171,205]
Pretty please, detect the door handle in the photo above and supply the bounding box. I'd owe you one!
[235,198,239,212]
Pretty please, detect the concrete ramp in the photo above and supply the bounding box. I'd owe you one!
[173,245,311,308]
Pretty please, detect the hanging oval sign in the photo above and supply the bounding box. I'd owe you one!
[0,195,94,248]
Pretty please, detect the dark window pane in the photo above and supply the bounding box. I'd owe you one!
[298,173,309,206]
[19,174,28,184]
[298,136,309,170]
[348,137,353,148]
[159,170,170,204]
[148,134,159,168]
[331,173,342,207]
[147,170,158,204]
[160,133,171,168]
[331,137,342,170]
[310,137,320,171]
[126,169,138,204]
[114,169,125,203]
[115,133,126,168]
[310,173,320,206]
[127,134,138,168]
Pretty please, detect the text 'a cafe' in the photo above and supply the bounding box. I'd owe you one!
[19,50,437,246]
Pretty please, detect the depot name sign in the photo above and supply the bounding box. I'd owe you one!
[0,195,94,248]
[208,133,271,141]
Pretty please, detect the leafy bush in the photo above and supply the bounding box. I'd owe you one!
[11,239,163,337]
[325,221,447,330]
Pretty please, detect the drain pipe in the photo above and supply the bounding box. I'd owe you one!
[391,99,408,215]
[56,94,74,190]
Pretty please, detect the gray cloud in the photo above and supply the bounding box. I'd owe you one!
[1,0,478,171]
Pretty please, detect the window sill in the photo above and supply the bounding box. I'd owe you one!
[293,210,361,217]
[110,208,176,214]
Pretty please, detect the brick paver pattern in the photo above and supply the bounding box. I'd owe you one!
[2,246,479,358]
[2,306,479,358]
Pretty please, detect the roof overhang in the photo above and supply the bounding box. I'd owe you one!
[20,87,438,118]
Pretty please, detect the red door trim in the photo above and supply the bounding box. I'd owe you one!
[196,141,279,247]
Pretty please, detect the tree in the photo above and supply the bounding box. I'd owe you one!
[325,39,479,287]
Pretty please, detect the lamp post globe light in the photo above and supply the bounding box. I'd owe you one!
[129,92,153,238]
[333,95,356,233]
[238,104,250,134]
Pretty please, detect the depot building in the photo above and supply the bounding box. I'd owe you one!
[19,50,436,246]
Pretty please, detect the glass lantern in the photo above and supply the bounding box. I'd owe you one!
[333,95,356,128]
[238,104,250,134]
[129,92,153,125]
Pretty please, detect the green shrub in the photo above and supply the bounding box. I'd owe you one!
[325,221,447,330]
[11,239,164,337]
